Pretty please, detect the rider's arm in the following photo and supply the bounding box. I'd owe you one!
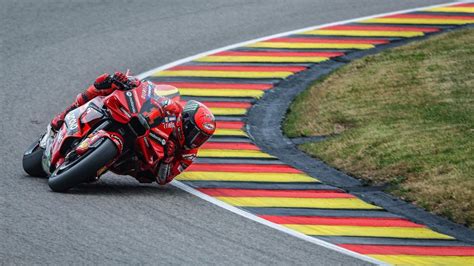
[80,72,130,103]
[50,72,131,130]
[76,72,129,107]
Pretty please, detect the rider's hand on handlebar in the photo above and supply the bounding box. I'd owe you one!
[111,71,130,90]
[113,71,128,84]
[94,73,113,90]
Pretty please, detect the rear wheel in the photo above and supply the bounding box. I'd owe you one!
[23,140,47,177]
[48,138,118,192]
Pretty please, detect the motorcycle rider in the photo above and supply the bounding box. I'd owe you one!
[50,72,216,185]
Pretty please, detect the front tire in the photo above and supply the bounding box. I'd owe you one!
[23,140,47,177]
[48,138,118,192]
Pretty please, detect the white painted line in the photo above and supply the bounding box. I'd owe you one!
[137,1,467,265]
[172,180,387,265]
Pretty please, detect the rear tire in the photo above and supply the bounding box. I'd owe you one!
[48,138,118,192]
[23,141,47,177]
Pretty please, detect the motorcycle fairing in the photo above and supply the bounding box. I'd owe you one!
[44,80,181,176]
[48,100,106,170]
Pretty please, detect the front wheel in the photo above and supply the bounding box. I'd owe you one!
[48,138,118,192]
[23,140,47,177]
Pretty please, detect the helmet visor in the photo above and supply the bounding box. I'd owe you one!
[186,125,211,149]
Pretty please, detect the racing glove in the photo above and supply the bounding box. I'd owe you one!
[156,140,177,184]
[93,73,113,90]
[111,71,136,90]
[163,140,176,164]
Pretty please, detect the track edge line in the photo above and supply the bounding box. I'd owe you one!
[136,1,469,264]
[172,180,389,265]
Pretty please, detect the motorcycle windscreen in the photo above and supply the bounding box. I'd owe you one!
[153,84,180,101]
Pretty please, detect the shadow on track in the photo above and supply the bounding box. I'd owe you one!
[22,174,177,196]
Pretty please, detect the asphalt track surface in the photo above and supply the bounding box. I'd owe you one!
[1,0,453,264]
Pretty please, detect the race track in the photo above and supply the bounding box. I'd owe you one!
[1,0,453,264]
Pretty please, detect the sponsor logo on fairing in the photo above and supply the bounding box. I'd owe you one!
[162,122,175,129]
[125,91,137,113]
[164,116,176,122]
[65,112,78,131]
[141,82,154,100]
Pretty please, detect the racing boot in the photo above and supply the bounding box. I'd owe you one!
[50,103,80,131]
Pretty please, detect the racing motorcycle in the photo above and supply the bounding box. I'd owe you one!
[22,77,181,192]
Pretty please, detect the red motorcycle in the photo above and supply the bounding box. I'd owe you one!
[22,78,181,192]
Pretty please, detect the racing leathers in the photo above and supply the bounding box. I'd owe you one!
[50,72,197,185]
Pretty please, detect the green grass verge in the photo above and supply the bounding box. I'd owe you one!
[283,28,474,228]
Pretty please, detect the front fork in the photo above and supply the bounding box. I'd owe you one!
[43,120,124,176]
[73,128,125,178]
[40,125,55,175]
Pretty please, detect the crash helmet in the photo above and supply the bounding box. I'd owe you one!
[182,100,216,149]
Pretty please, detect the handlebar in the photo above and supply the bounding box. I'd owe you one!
[111,78,132,91]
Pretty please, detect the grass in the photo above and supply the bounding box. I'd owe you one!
[283,28,474,228]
